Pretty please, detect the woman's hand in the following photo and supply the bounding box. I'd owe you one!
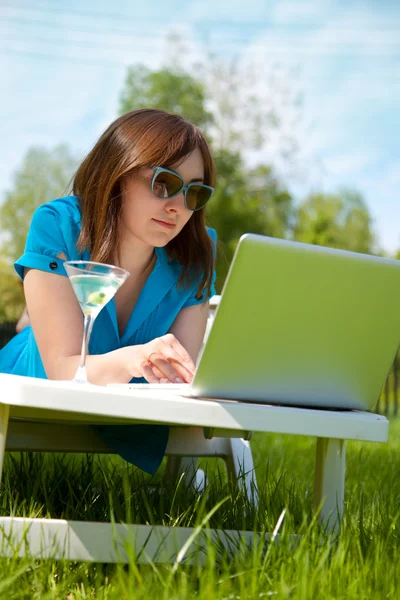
[128,334,196,383]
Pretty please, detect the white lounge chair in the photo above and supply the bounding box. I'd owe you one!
[164,295,256,495]
[0,374,389,563]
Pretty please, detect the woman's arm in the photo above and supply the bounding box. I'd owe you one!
[16,306,30,333]
[24,267,195,385]
[168,301,209,363]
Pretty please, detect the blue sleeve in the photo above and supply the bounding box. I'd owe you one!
[14,202,70,280]
[183,228,217,307]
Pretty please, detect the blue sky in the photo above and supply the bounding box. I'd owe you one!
[1,0,399,253]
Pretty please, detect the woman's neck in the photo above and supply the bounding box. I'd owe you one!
[112,238,156,276]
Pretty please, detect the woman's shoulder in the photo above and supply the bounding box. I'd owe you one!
[32,195,81,224]
[14,196,84,279]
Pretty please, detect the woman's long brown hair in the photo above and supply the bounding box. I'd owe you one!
[72,109,216,299]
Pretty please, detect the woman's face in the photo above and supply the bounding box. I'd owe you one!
[119,147,205,249]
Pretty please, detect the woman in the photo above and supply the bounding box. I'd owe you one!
[0,108,217,473]
[15,306,30,333]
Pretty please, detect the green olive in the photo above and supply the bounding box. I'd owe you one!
[87,291,107,305]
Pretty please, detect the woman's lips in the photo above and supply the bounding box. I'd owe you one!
[152,218,176,230]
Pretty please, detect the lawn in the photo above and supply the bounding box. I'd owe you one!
[0,418,399,599]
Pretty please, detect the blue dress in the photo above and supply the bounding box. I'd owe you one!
[0,196,216,474]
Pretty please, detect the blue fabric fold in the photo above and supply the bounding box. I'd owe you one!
[91,424,170,475]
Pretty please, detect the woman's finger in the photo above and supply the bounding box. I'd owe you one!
[166,358,194,382]
[148,357,165,380]
[140,361,161,383]
[162,334,196,374]
[148,354,187,383]
[148,346,193,382]
[156,351,194,382]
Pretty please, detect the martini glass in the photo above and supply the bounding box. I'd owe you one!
[64,260,130,384]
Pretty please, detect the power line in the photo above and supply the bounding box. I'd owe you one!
[1,14,151,36]
[4,3,178,26]
[2,27,400,59]
[0,47,120,67]
[2,28,400,55]
[2,46,400,82]
[5,2,400,31]
[1,34,167,52]
[2,12,400,45]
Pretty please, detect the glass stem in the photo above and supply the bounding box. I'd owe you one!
[74,313,93,384]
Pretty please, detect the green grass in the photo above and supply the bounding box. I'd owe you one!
[1,420,400,599]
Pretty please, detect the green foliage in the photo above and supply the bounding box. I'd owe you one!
[119,65,214,131]
[199,54,282,153]
[207,150,294,290]
[118,66,296,290]
[0,259,24,323]
[0,145,77,262]
[118,62,375,288]
[293,189,375,254]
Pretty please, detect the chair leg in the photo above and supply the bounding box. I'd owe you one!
[313,437,346,533]
[164,457,206,492]
[0,403,10,490]
[224,438,259,506]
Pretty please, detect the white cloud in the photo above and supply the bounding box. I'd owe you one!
[323,150,382,177]
[0,14,205,196]
[272,0,335,24]
[1,0,399,254]
[385,163,400,188]
[183,0,270,22]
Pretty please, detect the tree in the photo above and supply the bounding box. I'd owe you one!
[0,259,24,323]
[0,145,78,261]
[118,65,295,291]
[293,189,375,254]
[119,65,214,131]
[207,150,294,290]
[159,34,306,176]
[198,56,296,156]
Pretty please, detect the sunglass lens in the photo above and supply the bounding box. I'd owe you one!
[186,185,212,210]
[153,171,182,198]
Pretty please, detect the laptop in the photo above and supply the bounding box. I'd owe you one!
[110,234,400,411]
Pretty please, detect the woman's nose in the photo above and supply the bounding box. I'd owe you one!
[165,191,185,211]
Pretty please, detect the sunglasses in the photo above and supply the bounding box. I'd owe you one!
[151,166,214,211]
